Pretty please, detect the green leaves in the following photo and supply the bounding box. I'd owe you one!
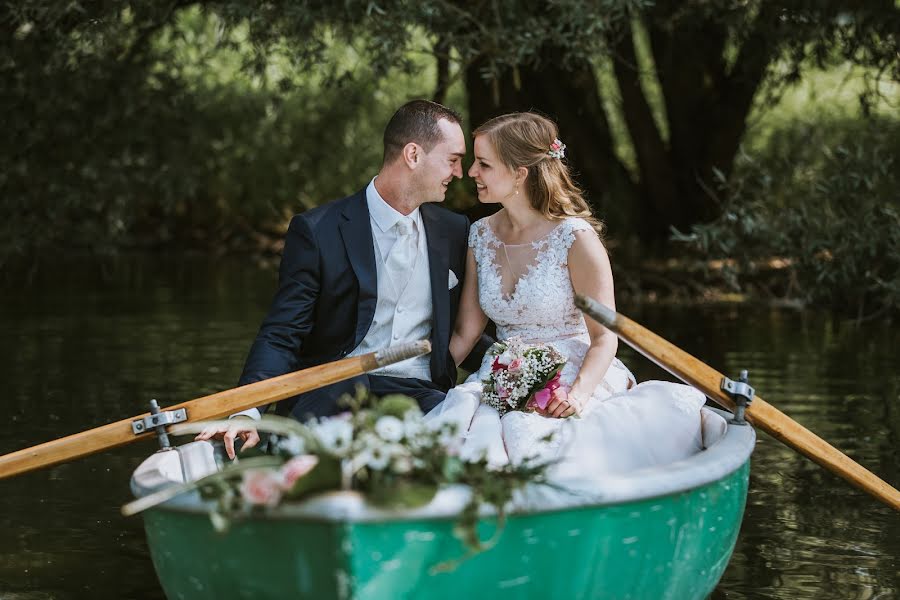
[675,115,900,317]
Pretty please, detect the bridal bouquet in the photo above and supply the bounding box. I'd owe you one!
[482,339,568,416]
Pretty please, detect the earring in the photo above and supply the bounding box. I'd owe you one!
[515,184,519,195]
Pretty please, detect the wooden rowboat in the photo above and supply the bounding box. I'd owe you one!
[131,406,754,600]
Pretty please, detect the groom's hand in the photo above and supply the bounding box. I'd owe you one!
[195,416,261,460]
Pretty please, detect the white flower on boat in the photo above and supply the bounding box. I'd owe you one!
[357,445,393,471]
[392,454,414,474]
[190,388,554,551]
[313,416,353,457]
[276,435,305,456]
[436,424,461,456]
[402,411,429,443]
[374,415,405,442]
[354,431,409,471]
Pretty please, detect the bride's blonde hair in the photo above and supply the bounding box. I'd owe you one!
[473,112,604,238]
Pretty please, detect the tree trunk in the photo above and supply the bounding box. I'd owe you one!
[642,3,781,240]
[611,23,678,245]
[462,3,788,248]
[432,36,450,105]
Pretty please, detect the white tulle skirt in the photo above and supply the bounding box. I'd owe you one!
[426,335,707,485]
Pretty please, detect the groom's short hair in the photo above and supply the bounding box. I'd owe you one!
[383,100,462,164]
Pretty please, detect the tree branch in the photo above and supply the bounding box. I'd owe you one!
[433,35,450,104]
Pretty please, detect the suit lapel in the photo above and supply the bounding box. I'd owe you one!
[421,204,450,375]
[339,191,378,348]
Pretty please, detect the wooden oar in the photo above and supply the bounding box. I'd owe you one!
[0,340,431,480]
[575,295,900,512]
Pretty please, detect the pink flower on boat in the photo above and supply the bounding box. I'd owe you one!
[240,469,283,507]
[280,455,319,490]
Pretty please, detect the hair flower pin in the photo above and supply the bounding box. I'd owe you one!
[548,138,566,159]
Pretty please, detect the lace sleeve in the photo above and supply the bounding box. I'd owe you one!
[555,218,596,264]
[468,218,492,267]
[467,219,481,249]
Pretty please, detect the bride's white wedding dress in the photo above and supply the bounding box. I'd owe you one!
[426,217,706,498]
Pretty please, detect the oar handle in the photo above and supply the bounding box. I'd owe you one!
[0,340,431,480]
[575,295,900,512]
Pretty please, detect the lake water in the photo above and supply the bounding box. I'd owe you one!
[1,256,897,599]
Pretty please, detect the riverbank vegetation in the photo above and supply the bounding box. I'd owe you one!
[2,1,898,316]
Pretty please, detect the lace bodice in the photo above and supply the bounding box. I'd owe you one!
[427,216,704,487]
[469,216,596,342]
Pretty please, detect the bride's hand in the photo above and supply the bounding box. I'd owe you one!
[544,388,578,418]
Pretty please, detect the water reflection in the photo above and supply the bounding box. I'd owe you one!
[0,257,897,599]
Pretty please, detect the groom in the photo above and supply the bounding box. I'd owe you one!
[200,100,482,457]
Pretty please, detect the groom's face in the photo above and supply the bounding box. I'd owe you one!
[414,119,466,203]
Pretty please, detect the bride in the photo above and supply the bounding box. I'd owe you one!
[425,112,706,487]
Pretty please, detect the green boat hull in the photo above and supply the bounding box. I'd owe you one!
[144,462,748,600]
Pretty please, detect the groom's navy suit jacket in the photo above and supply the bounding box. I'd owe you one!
[238,189,471,413]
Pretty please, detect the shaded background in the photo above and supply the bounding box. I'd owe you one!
[1,1,899,598]
[3,1,899,315]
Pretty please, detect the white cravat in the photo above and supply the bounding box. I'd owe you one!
[385,216,418,293]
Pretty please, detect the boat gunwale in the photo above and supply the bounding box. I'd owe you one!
[140,407,755,522]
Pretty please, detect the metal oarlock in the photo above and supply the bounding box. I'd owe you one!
[721,370,754,426]
[131,399,188,449]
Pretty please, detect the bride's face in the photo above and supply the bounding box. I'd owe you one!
[468,136,517,204]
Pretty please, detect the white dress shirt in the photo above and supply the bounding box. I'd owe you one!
[233,178,433,421]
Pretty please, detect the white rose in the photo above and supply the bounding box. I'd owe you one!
[403,413,425,438]
[392,454,414,474]
[276,435,305,456]
[374,415,405,443]
[366,446,391,470]
[313,416,353,457]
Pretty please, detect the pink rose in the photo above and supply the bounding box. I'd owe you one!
[530,373,566,411]
[240,469,283,507]
[280,455,319,490]
[507,358,522,373]
[531,388,551,410]
[497,385,510,399]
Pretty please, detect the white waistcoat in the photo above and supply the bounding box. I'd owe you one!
[347,228,433,380]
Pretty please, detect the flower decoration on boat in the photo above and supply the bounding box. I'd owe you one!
[179,388,552,556]
[547,138,566,159]
[482,338,568,416]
